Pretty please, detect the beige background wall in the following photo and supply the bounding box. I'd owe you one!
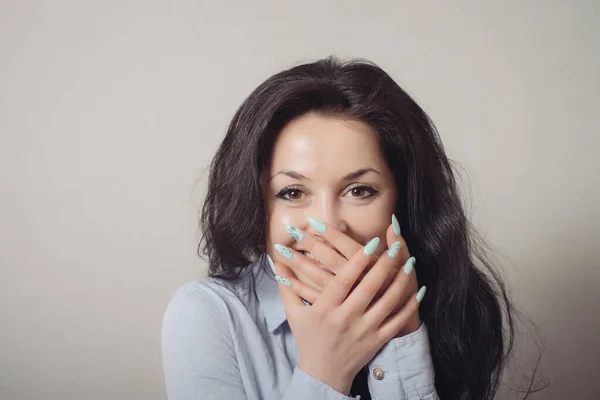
[1,1,598,399]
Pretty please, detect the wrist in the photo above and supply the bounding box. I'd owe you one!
[297,362,353,395]
[394,315,422,338]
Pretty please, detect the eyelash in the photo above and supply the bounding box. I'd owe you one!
[347,184,380,199]
[275,186,304,201]
[275,184,379,201]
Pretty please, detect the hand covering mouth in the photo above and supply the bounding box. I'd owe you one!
[298,250,333,273]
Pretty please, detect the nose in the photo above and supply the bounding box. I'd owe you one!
[307,194,348,233]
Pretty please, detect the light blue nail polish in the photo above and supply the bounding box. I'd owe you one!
[275,275,291,287]
[274,244,293,259]
[416,286,426,303]
[286,225,305,242]
[392,214,401,236]
[387,241,401,258]
[308,218,327,233]
[267,254,277,274]
[363,237,380,256]
[403,257,415,275]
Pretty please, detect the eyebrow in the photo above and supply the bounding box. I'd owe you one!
[271,168,381,181]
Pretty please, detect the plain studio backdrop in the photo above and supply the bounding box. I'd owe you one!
[1,1,599,399]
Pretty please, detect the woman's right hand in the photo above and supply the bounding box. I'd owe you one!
[275,237,423,395]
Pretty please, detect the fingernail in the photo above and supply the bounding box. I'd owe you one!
[403,257,415,275]
[416,286,426,303]
[392,214,401,236]
[267,254,277,274]
[308,218,327,233]
[274,244,293,260]
[387,241,401,258]
[285,225,305,242]
[363,237,380,256]
[275,275,292,287]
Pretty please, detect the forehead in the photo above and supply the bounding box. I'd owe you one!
[269,114,387,177]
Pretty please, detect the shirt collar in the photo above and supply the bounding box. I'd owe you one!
[253,257,288,333]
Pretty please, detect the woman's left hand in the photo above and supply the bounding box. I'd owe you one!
[271,217,422,338]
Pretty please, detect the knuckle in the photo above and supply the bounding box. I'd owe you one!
[381,298,398,317]
[319,274,332,288]
[385,258,400,273]
[397,296,418,316]
[357,321,372,338]
[303,238,317,253]
[337,272,355,288]
[362,280,382,297]
[296,285,308,298]
[311,306,328,322]
[408,295,420,312]
[332,310,352,331]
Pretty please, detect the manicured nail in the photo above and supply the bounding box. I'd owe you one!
[285,225,305,242]
[363,237,380,256]
[416,286,426,303]
[387,241,401,258]
[403,257,415,275]
[274,244,293,259]
[308,218,327,233]
[267,254,277,274]
[275,275,291,287]
[392,214,401,236]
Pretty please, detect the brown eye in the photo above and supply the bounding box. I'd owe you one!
[351,187,367,197]
[345,185,378,199]
[287,190,302,200]
[275,187,306,201]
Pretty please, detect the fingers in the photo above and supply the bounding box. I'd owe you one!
[342,241,406,315]
[375,286,425,343]
[387,213,401,246]
[306,217,362,259]
[374,214,411,300]
[363,257,419,329]
[385,214,409,260]
[285,225,348,274]
[274,262,320,305]
[317,237,380,307]
[273,244,333,291]
[276,272,305,312]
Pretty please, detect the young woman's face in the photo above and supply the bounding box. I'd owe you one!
[263,113,397,260]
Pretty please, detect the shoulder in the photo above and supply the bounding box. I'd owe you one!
[168,278,238,307]
[164,280,224,322]
[161,275,260,396]
[162,266,260,335]
[163,280,235,326]
[161,279,242,363]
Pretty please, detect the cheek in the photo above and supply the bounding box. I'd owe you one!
[344,201,396,246]
[266,203,300,248]
[346,212,388,242]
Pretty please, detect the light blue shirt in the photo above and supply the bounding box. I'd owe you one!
[162,259,439,399]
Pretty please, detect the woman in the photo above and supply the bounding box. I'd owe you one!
[162,57,516,399]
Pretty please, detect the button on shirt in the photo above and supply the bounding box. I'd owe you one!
[161,260,439,400]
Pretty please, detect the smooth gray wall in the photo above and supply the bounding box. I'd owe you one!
[1,1,598,399]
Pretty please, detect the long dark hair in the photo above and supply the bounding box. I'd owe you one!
[199,57,542,399]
